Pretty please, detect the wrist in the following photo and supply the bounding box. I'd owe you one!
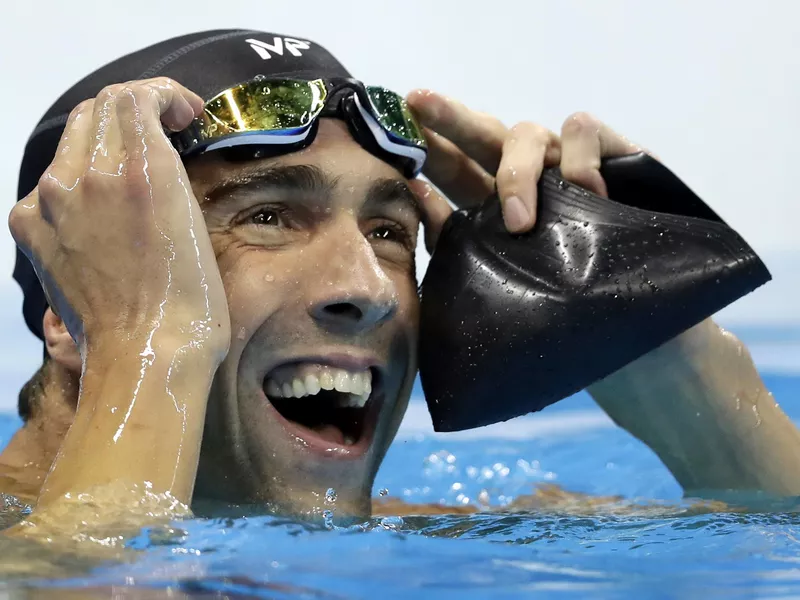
[77,330,225,417]
[41,327,222,506]
[83,318,230,366]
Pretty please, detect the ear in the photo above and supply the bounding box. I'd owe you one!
[43,308,82,374]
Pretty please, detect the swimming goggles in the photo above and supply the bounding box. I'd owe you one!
[170,77,427,178]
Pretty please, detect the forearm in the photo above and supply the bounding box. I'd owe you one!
[588,319,800,497]
[36,332,223,510]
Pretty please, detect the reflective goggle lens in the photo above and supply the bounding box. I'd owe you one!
[201,78,327,137]
[176,78,427,176]
[365,86,426,148]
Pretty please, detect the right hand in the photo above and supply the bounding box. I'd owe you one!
[8,78,230,355]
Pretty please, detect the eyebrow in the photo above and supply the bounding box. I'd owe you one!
[363,178,422,221]
[204,163,421,218]
[204,164,336,204]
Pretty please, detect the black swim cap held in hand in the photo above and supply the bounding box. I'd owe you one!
[418,153,771,432]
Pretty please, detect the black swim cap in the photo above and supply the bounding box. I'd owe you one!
[14,29,352,342]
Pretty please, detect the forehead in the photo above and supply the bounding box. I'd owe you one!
[184,119,407,197]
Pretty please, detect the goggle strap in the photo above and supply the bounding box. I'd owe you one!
[204,125,314,153]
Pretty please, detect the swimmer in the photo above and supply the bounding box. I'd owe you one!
[5,30,800,528]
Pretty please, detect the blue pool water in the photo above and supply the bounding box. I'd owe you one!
[3,345,800,598]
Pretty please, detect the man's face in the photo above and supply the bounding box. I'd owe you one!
[185,119,421,515]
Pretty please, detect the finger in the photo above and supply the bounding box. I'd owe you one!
[408,89,508,173]
[494,122,561,234]
[45,99,95,186]
[115,81,196,165]
[114,82,197,222]
[138,77,205,129]
[409,179,454,253]
[37,100,96,225]
[8,189,41,250]
[89,78,202,175]
[421,127,495,208]
[559,112,642,198]
[9,190,59,295]
[88,84,127,175]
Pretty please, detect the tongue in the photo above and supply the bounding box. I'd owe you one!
[312,424,346,445]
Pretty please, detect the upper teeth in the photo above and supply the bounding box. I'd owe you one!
[265,366,372,408]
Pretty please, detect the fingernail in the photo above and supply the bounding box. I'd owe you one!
[503,196,531,232]
[411,91,440,123]
[408,88,433,103]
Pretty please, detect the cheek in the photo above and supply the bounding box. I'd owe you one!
[391,271,420,340]
[214,243,298,343]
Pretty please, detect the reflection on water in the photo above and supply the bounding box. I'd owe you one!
[14,507,800,598]
[2,373,800,597]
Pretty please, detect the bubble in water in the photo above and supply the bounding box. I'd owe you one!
[380,516,404,530]
[325,488,337,504]
[264,273,275,282]
[322,509,334,528]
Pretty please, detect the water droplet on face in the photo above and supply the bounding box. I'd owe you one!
[752,405,762,427]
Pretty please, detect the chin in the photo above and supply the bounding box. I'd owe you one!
[198,346,414,518]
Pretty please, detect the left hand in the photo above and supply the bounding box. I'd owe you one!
[405,90,645,250]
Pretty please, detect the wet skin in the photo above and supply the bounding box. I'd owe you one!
[7,77,800,537]
[187,120,421,515]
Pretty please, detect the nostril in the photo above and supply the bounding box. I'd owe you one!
[324,303,364,321]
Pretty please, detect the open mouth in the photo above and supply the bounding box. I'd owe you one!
[263,362,380,455]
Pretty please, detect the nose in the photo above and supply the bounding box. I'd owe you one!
[308,224,398,333]
[312,295,397,331]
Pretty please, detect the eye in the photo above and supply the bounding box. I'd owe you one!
[242,206,289,228]
[370,226,403,242]
[369,223,411,246]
